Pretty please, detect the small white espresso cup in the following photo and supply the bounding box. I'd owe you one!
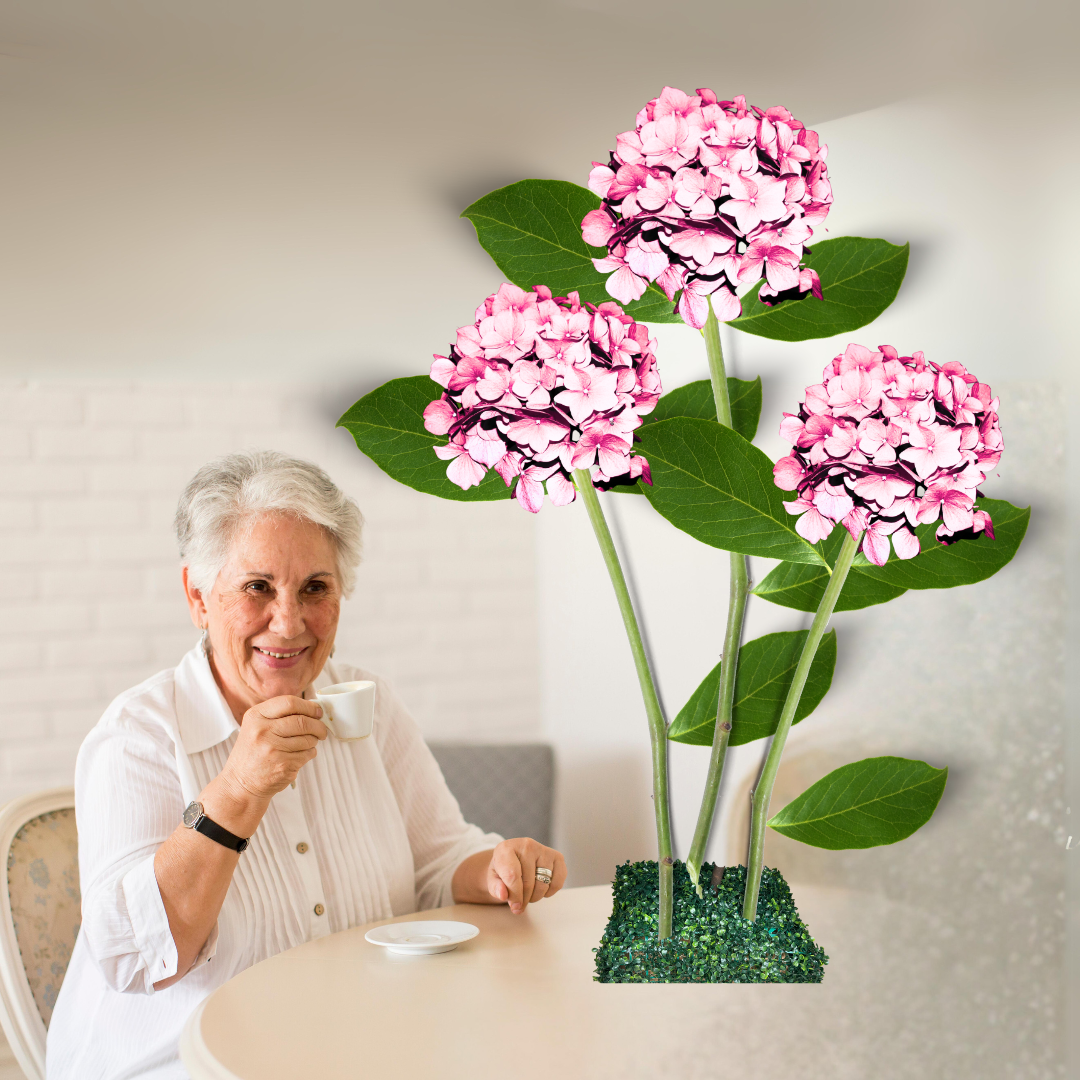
[314,681,376,741]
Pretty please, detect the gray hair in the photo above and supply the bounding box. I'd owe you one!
[175,450,363,597]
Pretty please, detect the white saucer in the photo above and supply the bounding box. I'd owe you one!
[364,920,479,955]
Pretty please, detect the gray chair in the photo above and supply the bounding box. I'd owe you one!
[428,743,554,847]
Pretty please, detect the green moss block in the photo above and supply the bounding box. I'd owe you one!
[593,861,827,983]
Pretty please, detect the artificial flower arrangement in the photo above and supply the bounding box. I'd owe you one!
[339,87,1027,982]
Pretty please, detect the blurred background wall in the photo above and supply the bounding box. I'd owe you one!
[0,1,1075,1076]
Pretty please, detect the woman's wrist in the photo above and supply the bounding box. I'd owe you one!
[199,774,269,839]
[451,849,497,904]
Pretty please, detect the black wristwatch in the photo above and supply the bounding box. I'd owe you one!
[182,801,249,853]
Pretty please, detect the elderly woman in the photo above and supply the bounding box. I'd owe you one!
[47,451,566,1079]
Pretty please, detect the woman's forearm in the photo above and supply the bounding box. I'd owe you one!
[152,775,269,989]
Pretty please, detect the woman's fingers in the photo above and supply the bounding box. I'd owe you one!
[490,844,526,912]
[258,695,324,721]
[530,845,563,902]
[488,840,569,912]
[545,850,568,897]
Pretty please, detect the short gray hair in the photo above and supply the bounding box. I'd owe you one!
[175,450,363,597]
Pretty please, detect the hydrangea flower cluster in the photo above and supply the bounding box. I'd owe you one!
[423,283,661,512]
[582,86,832,330]
[773,344,1003,566]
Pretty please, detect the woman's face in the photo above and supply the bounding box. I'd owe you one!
[184,513,342,719]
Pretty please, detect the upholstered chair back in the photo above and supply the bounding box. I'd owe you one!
[428,743,554,846]
[0,788,79,1080]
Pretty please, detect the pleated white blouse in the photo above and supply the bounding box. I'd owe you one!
[46,645,502,1080]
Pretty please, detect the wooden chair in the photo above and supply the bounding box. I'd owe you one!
[0,789,80,1080]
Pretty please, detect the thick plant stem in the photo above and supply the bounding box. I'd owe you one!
[686,304,750,895]
[742,529,862,920]
[573,468,674,939]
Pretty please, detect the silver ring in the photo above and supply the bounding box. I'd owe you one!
[535,867,553,884]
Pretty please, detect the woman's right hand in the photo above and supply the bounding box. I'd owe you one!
[212,696,328,821]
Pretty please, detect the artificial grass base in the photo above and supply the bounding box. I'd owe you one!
[593,860,827,983]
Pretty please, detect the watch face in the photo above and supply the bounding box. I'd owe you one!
[183,801,204,828]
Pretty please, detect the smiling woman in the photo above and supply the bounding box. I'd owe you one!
[44,451,566,1080]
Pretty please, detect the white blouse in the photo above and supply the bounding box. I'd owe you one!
[46,646,502,1080]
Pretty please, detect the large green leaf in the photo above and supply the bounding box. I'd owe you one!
[649,377,761,442]
[753,498,1029,613]
[669,630,837,747]
[768,756,948,849]
[614,377,762,495]
[461,179,679,323]
[337,376,511,502]
[728,236,909,342]
[637,417,825,564]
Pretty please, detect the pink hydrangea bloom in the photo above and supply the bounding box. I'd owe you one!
[424,283,661,512]
[773,344,1003,566]
[582,88,832,329]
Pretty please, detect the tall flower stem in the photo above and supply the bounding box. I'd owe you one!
[742,528,861,920]
[685,304,750,895]
[572,468,673,939]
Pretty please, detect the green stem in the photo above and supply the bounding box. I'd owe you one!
[742,528,862,920]
[572,468,673,939]
[701,304,732,427]
[685,304,750,895]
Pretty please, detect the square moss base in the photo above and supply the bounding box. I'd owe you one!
[593,860,828,983]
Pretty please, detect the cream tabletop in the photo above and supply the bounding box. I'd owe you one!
[179,882,963,1080]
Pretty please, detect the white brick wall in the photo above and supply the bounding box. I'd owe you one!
[0,380,542,801]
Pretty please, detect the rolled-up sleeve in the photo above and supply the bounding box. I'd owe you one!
[371,677,503,910]
[75,707,216,994]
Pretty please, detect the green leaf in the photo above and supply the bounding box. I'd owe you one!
[857,498,1030,592]
[637,417,825,564]
[753,525,907,612]
[647,379,718,424]
[668,629,837,747]
[728,377,763,442]
[337,376,511,502]
[753,499,1028,612]
[768,756,948,849]
[613,377,762,495]
[728,236,909,342]
[649,377,761,442]
[461,179,679,323]
[754,559,908,612]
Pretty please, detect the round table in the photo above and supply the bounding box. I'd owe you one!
[180,883,945,1080]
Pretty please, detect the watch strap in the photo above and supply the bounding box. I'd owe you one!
[192,812,249,853]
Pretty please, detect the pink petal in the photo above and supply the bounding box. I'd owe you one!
[862,528,891,566]
[794,506,834,544]
[773,454,805,490]
[422,398,455,435]
[582,209,616,248]
[446,453,487,490]
[711,286,742,322]
[678,285,710,329]
[891,526,920,560]
[605,265,648,304]
[546,471,576,506]
[514,474,545,513]
[430,356,457,388]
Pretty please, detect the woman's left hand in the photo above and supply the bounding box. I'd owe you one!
[486,837,567,914]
